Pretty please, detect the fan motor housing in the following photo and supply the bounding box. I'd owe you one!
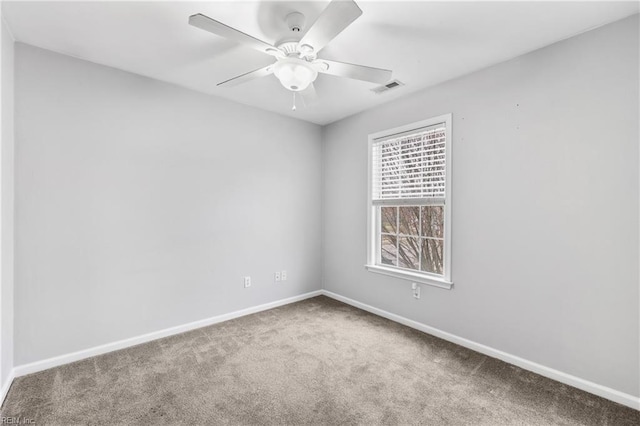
[277,41,299,56]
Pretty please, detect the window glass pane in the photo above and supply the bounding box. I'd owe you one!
[381,207,397,234]
[421,206,444,238]
[398,206,420,236]
[381,234,398,266]
[398,237,420,270]
[421,238,443,275]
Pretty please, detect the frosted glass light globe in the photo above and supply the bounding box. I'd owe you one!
[273,58,318,92]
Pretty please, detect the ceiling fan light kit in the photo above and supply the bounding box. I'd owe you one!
[188,0,392,108]
[273,58,318,92]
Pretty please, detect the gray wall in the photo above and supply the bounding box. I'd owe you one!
[14,44,322,365]
[322,15,639,397]
[1,15,15,388]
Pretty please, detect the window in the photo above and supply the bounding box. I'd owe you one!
[366,114,452,289]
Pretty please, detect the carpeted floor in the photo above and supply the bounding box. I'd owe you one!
[1,296,638,425]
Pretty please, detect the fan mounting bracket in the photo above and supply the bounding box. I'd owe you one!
[285,12,306,33]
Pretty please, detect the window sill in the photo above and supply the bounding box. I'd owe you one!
[365,264,454,290]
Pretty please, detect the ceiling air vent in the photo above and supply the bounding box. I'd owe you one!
[371,79,404,94]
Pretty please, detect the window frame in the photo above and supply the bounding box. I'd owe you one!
[366,114,453,290]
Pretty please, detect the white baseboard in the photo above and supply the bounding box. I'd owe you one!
[6,289,639,412]
[12,290,322,379]
[0,369,15,407]
[321,290,640,411]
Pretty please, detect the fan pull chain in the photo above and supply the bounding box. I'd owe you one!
[292,92,297,111]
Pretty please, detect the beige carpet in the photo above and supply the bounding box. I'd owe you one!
[2,296,638,425]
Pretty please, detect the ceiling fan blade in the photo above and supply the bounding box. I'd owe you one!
[189,13,282,57]
[217,64,275,87]
[299,0,362,54]
[316,59,392,84]
[300,84,318,106]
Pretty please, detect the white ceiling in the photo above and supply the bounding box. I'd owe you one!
[3,1,638,125]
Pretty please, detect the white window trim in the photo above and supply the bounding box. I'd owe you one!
[366,113,453,290]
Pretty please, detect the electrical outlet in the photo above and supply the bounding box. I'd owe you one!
[275,272,281,282]
[244,276,251,288]
[412,283,420,299]
[281,270,287,281]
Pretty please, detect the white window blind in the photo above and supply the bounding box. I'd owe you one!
[371,123,447,203]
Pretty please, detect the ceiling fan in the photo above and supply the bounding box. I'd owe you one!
[188,0,392,107]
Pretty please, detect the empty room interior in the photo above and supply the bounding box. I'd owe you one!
[0,0,639,424]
